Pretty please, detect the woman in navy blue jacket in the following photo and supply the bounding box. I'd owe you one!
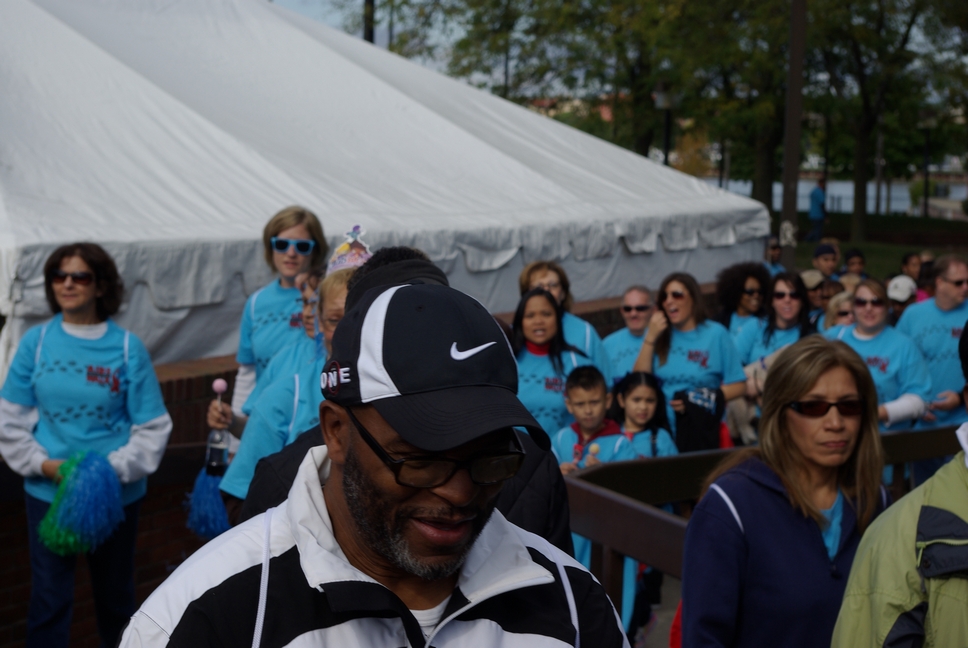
[681,336,887,648]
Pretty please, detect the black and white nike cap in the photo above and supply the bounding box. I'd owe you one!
[321,282,547,451]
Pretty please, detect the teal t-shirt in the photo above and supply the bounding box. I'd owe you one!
[220,349,328,500]
[727,313,758,341]
[652,321,745,433]
[0,316,168,505]
[550,425,638,631]
[622,427,678,459]
[733,318,803,367]
[236,279,305,379]
[515,348,593,434]
[824,325,932,431]
[896,298,968,428]
[602,327,644,384]
[764,261,785,277]
[550,425,636,468]
[243,334,317,416]
[820,490,844,560]
[562,312,612,384]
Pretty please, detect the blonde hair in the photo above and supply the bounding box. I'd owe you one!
[838,273,862,294]
[704,336,883,533]
[262,206,328,271]
[316,268,355,318]
[824,292,853,330]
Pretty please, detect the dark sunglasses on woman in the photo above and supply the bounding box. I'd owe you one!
[773,291,801,300]
[787,399,864,417]
[52,270,94,286]
[270,237,316,255]
[742,288,762,296]
[853,297,885,308]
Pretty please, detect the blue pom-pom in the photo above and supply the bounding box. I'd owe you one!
[54,452,124,551]
[187,468,230,540]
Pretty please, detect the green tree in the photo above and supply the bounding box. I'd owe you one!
[662,0,793,209]
[811,0,939,240]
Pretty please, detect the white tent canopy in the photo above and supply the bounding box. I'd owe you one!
[0,0,769,378]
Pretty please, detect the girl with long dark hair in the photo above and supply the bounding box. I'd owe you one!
[609,372,677,459]
[735,272,815,368]
[512,288,591,433]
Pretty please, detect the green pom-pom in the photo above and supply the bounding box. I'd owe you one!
[37,452,123,556]
[39,454,89,555]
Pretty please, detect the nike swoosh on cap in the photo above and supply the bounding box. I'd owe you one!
[450,341,496,361]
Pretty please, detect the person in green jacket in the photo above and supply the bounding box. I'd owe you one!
[831,329,968,647]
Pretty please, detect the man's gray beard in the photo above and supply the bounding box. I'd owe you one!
[342,444,493,581]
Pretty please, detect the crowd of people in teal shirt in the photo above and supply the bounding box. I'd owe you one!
[2,197,966,648]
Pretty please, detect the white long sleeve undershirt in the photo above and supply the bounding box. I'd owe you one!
[882,393,926,426]
[230,364,256,418]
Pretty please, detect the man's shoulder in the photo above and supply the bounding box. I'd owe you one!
[123,511,295,644]
[603,327,631,346]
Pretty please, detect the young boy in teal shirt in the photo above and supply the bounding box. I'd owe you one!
[550,366,637,630]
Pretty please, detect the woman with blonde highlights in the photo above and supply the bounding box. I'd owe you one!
[825,279,932,432]
[681,336,887,648]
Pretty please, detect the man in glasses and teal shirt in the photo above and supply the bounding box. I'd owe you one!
[896,254,968,483]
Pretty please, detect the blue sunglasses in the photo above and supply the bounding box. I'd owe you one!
[271,237,316,256]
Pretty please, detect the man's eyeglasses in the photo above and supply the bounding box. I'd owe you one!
[52,270,94,286]
[853,297,885,308]
[346,409,526,488]
[787,400,864,418]
[773,291,801,301]
[742,288,762,296]
[622,305,651,313]
[271,237,316,256]
[940,276,968,288]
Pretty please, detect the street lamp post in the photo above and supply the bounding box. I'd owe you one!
[653,87,673,166]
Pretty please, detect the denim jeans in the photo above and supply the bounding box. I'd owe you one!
[25,493,141,648]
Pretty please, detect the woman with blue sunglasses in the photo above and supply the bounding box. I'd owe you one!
[208,206,328,436]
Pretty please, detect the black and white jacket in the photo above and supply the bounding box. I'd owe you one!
[120,446,629,648]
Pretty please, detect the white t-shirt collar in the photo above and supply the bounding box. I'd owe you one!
[61,320,108,340]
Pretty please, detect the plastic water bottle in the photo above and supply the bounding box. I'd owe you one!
[206,379,230,476]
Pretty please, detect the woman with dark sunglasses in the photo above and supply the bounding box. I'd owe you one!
[207,206,328,437]
[734,273,815,372]
[682,336,888,648]
[714,262,771,341]
[0,243,172,647]
[825,279,932,432]
[632,273,746,437]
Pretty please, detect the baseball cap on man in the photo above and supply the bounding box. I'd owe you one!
[887,274,917,302]
[813,244,836,258]
[321,282,548,451]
